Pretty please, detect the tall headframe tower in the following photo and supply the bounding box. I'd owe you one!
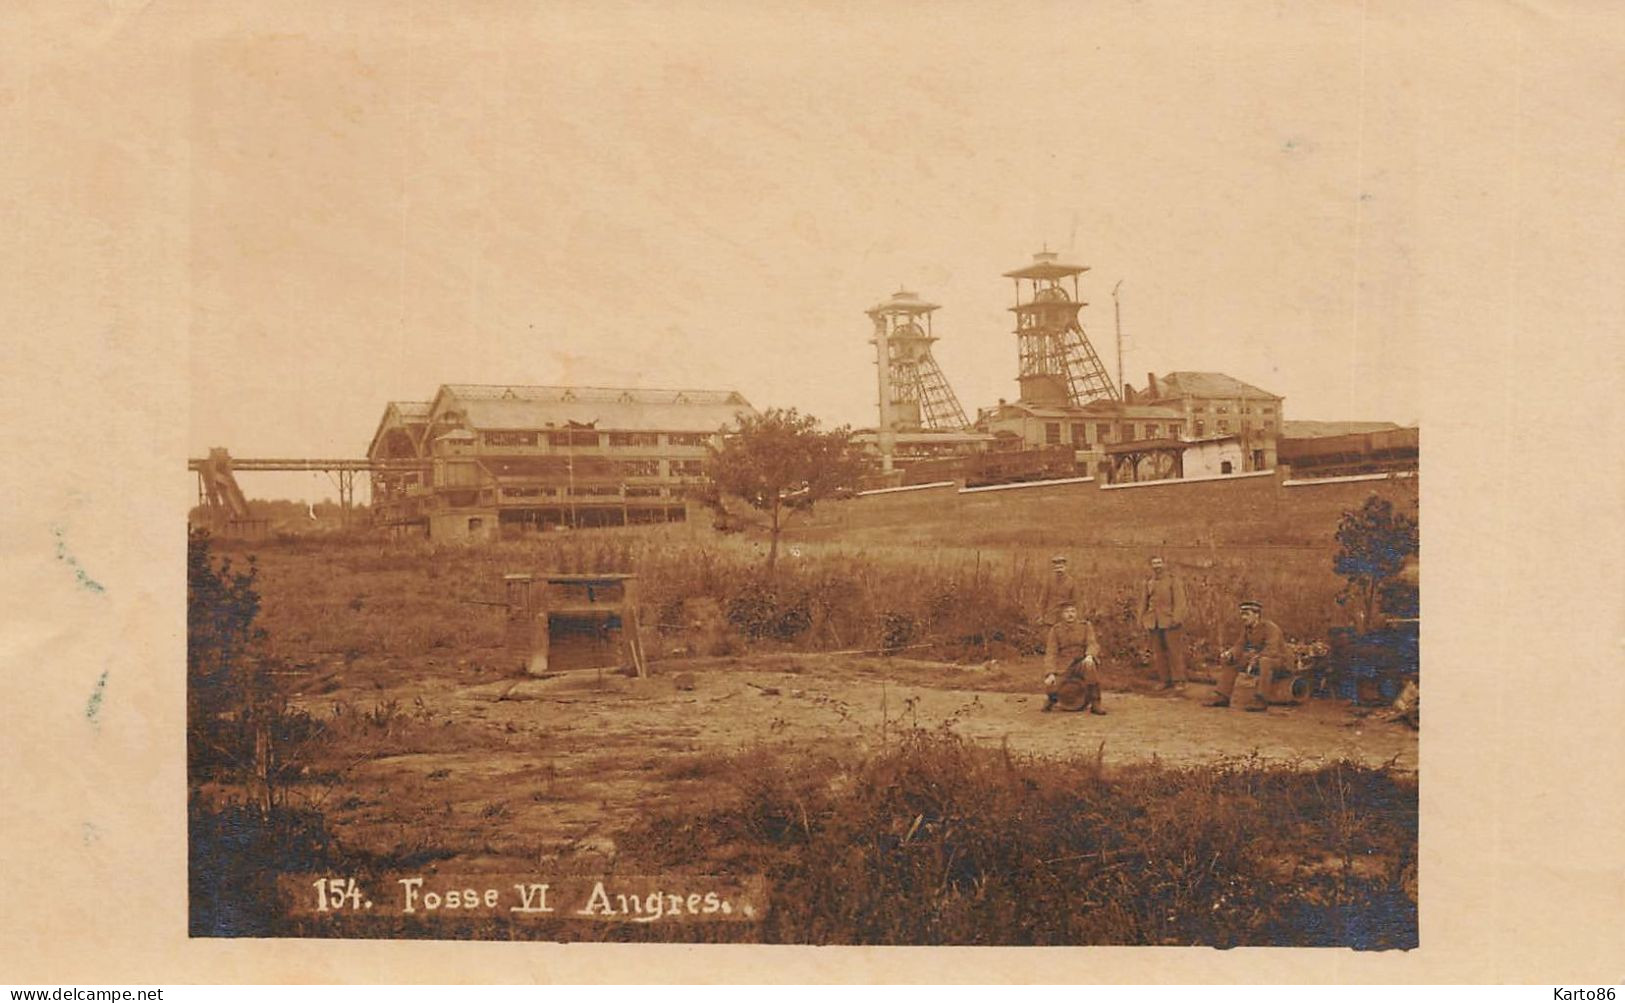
[1004,250,1120,406]
[866,288,971,434]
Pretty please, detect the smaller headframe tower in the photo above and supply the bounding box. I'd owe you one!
[867,289,971,438]
[1004,250,1120,406]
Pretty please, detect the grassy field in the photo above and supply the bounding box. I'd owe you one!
[188,517,1417,947]
[236,521,1354,679]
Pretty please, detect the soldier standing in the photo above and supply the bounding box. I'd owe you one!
[1140,555,1189,690]
[1042,601,1106,715]
[1035,554,1081,628]
[1207,600,1289,712]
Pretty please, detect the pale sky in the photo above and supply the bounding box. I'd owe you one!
[184,3,1434,500]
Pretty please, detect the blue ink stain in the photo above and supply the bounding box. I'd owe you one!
[53,526,106,593]
[86,669,108,722]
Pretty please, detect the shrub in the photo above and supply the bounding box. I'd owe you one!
[615,732,1418,948]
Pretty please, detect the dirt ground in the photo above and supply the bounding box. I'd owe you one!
[285,651,1417,874]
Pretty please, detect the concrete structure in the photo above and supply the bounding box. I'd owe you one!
[975,397,1185,478]
[1133,371,1285,472]
[367,384,757,540]
[802,465,1419,551]
[1180,435,1247,477]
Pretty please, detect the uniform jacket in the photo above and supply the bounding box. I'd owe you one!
[1036,572,1081,625]
[1045,619,1101,676]
[1229,618,1288,664]
[1140,572,1189,630]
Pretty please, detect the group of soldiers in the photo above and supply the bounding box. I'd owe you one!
[1036,554,1291,715]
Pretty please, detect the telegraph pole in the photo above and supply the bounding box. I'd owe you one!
[1112,280,1125,396]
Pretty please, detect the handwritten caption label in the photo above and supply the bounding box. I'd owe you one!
[280,874,766,924]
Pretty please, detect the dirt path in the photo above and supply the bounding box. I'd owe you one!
[461,659,1417,771]
[294,652,1416,872]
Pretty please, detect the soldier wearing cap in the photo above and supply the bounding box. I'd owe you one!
[1042,601,1106,715]
[1208,600,1289,712]
[1034,554,1081,628]
[1139,555,1189,690]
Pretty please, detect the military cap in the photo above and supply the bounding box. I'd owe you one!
[1238,600,1263,612]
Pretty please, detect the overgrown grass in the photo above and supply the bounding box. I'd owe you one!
[221,526,1348,677]
[612,730,1417,947]
[263,730,1415,946]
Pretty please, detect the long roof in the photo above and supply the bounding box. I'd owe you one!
[985,400,1182,421]
[431,384,757,433]
[1282,420,1402,438]
[366,400,433,458]
[1148,371,1280,401]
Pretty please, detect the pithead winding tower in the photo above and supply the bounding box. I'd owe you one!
[1004,250,1120,406]
[867,288,970,432]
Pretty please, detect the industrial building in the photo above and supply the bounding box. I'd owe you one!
[367,384,757,540]
[851,251,1296,488]
[1130,371,1285,472]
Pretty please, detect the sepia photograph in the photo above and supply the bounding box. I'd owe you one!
[8,0,1623,987]
[181,3,1422,948]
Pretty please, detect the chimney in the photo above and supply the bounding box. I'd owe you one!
[1146,372,1158,399]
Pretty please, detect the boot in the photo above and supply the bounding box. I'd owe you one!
[1205,694,1230,708]
[1087,684,1107,715]
[1041,693,1057,713]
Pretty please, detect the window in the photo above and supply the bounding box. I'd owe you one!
[1143,424,1158,440]
[619,459,660,478]
[1045,422,1061,445]
[1194,420,1205,437]
[607,431,659,448]
[669,459,704,477]
[1220,461,1233,475]
[1096,423,1112,443]
[484,431,538,447]
[1192,404,1206,414]
[1070,423,1087,446]
[1218,420,1230,433]
[547,430,599,447]
[1262,406,1275,415]
[1264,420,1275,431]
[1215,405,1230,415]
[625,486,663,498]
[667,432,709,447]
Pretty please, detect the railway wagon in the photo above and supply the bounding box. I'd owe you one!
[1279,427,1418,478]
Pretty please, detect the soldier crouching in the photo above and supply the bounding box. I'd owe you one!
[1042,601,1106,715]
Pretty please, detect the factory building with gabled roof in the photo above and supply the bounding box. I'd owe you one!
[367,384,757,540]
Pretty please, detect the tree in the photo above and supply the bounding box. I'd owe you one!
[1333,494,1419,631]
[188,529,320,815]
[705,408,868,570]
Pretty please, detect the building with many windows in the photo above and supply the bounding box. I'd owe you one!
[367,384,756,540]
[1132,371,1285,471]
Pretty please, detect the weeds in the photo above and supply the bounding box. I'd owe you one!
[615,731,1418,948]
[221,528,1349,678]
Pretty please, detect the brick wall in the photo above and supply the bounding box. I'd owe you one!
[800,471,1417,548]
